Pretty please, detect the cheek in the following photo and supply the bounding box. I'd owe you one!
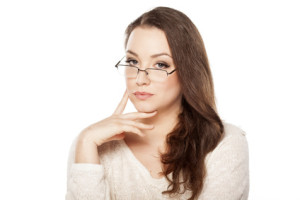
[125,78,137,101]
[125,78,135,93]
[161,75,181,96]
[153,75,182,110]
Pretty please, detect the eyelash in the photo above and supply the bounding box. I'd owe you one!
[125,58,170,69]
[125,59,138,65]
[156,62,170,69]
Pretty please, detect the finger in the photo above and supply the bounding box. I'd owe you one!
[113,90,129,115]
[121,111,157,120]
[120,119,154,130]
[108,133,126,141]
[120,125,144,137]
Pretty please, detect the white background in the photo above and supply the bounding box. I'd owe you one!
[0,0,299,199]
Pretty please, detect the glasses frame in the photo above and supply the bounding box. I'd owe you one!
[115,56,177,79]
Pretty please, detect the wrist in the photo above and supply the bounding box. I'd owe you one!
[78,128,104,147]
[75,136,100,164]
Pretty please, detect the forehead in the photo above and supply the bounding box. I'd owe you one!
[126,26,172,56]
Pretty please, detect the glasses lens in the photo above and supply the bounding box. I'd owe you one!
[147,69,167,82]
[116,57,169,81]
[117,65,138,78]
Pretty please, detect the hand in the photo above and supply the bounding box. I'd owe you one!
[75,90,156,163]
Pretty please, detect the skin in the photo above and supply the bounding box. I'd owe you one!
[75,26,182,179]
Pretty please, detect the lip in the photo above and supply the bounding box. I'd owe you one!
[133,91,154,100]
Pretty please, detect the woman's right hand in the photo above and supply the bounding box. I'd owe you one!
[75,90,157,164]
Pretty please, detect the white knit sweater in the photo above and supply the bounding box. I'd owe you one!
[66,122,249,200]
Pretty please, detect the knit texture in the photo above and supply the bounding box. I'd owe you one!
[66,122,249,200]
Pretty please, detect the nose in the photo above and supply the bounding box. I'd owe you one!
[136,69,150,86]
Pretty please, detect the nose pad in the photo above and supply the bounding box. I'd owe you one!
[136,70,150,85]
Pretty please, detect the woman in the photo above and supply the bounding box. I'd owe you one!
[66,6,249,200]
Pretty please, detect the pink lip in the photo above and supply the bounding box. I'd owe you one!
[134,92,154,100]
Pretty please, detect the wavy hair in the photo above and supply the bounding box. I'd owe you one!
[124,7,224,200]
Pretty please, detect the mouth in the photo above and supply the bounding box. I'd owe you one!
[133,91,154,100]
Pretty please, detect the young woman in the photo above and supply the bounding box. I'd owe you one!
[66,7,249,200]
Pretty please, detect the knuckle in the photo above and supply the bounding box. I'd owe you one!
[114,114,121,119]
[112,117,121,124]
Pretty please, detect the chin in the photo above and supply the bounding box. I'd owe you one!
[130,100,156,113]
[128,95,154,112]
[133,103,157,113]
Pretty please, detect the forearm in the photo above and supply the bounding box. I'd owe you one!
[66,164,109,200]
[66,138,109,200]
[75,137,101,164]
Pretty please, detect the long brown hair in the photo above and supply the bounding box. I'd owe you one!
[124,7,224,200]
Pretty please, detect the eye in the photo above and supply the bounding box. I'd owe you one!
[125,59,138,66]
[155,62,170,69]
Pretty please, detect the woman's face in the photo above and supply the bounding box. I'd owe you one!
[125,26,182,113]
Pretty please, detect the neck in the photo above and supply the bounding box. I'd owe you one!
[137,105,182,146]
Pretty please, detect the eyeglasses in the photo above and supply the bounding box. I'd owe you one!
[115,56,177,82]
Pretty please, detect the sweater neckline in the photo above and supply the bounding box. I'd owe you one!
[119,139,168,186]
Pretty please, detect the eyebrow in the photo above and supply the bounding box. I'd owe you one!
[126,50,172,58]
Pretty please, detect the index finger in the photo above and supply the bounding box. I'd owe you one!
[113,90,129,115]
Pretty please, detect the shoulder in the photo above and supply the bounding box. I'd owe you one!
[201,122,249,199]
[222,121,247,140]
[219,121,248,150]
[206,121,249,164]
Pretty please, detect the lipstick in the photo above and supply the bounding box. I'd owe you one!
[134,92,154,100]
